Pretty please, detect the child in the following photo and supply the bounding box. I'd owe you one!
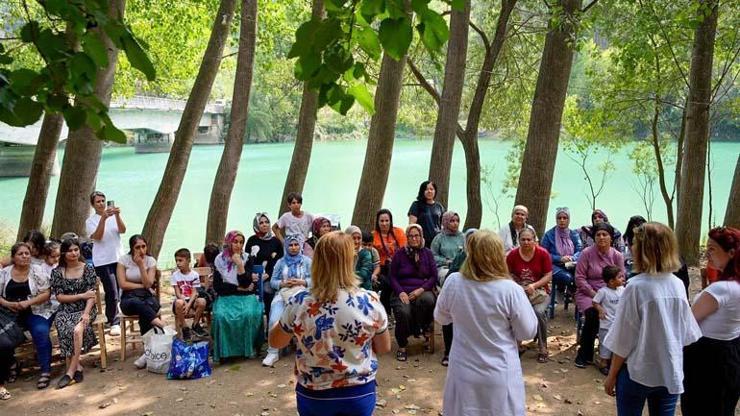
[592,265,625,375]
[273,192,314,255]
[171,248,207,340]
[362,231,381,289]
[41,240,61,277]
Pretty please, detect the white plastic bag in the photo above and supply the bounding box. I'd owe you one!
[142,326,176,374]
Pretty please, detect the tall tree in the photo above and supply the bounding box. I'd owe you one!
[513,0,583,235]
[205,0,258,244]
[725,154,740,228]
[426,0,471,208]
[277,0,324,216]
[142,0,237,257]
[676,0,719,265]
[17,113,62,239]
[51,0,126,237]
[351,51,408,231]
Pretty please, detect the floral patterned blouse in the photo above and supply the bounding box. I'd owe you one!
[280,288,388,390]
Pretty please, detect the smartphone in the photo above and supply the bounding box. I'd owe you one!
[107,200,115,208]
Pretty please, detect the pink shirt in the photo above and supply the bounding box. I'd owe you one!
[574,246,624,312]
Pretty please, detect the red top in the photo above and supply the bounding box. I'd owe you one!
[506,246,553,292]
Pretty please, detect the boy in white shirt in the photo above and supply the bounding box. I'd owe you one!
[273,192,313,245]
[593,265,625,375]
[171,248,207,340]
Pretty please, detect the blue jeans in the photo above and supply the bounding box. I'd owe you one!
[296,382,376,416]
[266,294,286,355]
[19,314,54,374]
[616,367,678,416]
[548,267,574,318]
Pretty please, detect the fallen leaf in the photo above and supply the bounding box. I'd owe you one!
[376,399,387,408]
[552,394,563,401]
[175,398,183,403]
[98,402,112,409]
[277,384,286,388]
[533,394,543,401]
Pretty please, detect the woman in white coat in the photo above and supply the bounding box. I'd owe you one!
[434,230,538,415]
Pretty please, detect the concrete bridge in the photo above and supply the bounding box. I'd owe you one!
[0,95,227,176]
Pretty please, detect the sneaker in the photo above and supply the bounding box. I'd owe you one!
[134,353,147,369]
[574,356,589,368]
[192,324,208,338]
[262,352,279,367]
[109,325,121,336]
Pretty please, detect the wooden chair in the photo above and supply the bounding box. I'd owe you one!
[192,267,213,328]
[93,280,108,369]
[119,270,161,361]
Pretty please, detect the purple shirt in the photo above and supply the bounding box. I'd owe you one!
[574,245,624,312]
[389,247,438,295]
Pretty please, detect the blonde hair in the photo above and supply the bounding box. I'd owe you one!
[310,231,359,302]
[632,222,681,274]
[460,230,510,282]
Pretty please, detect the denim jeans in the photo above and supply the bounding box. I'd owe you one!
[616,366,679,416]
[266,294,286,355]
[548,267,574,318]
[19,313,54,374]
[296,382,376,416]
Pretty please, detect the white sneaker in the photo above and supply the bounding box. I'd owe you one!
[134,353,147,369]
[261,352,279,367]
[109,325,121,336]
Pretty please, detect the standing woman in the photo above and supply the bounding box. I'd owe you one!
[0,243,56,389]
[246,213,284,317]
[681,227,740,415]
[86,191,126,336]
[430,211,464,286]
[435,231,537,415]
[390,224,437,361]
[602,223,701,415]
[50,238,99,389]
[268,232,390,416]
[372,209,407,313]
[117,235,164,340]
[541,207,582,318]
[212,230,263,362]
[574,222,625,368]
[345,226,374,290]
[408,180,445,248]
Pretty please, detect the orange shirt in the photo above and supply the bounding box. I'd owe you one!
[373,227,407,266]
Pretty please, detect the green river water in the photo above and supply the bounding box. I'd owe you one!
[1,139,738,266]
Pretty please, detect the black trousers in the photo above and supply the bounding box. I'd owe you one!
[0,347,12,384]
[576,307,599,363]
[120,290,160,335]
[95,263,120,326]
[376,265,392,316]
[682,336,740,416]
[391,291,435,348]
[443,323,453,356]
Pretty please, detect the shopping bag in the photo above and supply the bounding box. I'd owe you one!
[142,326,176,374]
[0,308,25,350]
[167,338,211,380]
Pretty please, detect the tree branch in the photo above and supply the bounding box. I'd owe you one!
[406,59,441,104]
[581,0,600,13]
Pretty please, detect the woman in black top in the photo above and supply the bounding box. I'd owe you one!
[246,213,283,318]
[408,180,445,248]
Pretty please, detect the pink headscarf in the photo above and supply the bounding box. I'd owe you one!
[222,230,245,272]
[441,211,460,235]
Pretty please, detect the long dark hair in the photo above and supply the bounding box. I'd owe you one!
[22,229,46,256]
[375,208,398,257]
[416,180,437,203]
[59,238,81,268]
[128,234,151,256]
[708,227,740,281]
[623,215,647,247]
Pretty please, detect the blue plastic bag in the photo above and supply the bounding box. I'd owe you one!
[166,338,212,380]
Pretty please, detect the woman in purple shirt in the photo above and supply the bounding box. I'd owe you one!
[574,222,624,369]
[390,224,437,361]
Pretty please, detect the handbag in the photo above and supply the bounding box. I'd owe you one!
[167,338,211,380]
[142,326,176,374]
[0,307,26,350]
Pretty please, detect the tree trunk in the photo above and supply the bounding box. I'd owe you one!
[142,0,237,258]
[17,113,62,240]
[724,154,740,227]
[513,0,582,236]
[459,0,516,229]
[675,0,718,265]
[51,0,124,238]
[427,0,470,208]
[277,0,324,216]
[205,0,258,244]
[351,52,407,231]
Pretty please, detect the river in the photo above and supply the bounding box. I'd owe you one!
[1,139,737,265]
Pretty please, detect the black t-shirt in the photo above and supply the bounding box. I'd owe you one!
[408,200,445,248]
[5,279,31,302]
[245,235,284,277]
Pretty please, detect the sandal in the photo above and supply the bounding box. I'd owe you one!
[36,373,52,389]
[56,374,75,390]
[537,353,549,363]
[395,349,408,362]
[0,387,10,400]
[441,355,449,367]
[73,370,83,384]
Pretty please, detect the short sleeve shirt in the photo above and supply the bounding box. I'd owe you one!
[407,201,445,247]
[86,214,122,266]
[694,280,740,340]
[593,286,625,330]
[277,212,314,239]
[279,288,388,390]
[171,269,201,299]
[118,254,157,283]
[506,246,553,286]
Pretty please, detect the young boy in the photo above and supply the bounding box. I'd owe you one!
[361,231,381,289]
[171,248,207,340]
[592,265,625,375]
[273,192,314,243]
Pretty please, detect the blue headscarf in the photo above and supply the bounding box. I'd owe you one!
[283,234,305,279]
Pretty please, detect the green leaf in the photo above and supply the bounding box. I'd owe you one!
[288,19,322,59]
[386,0,408,19]
[325,46,354,74]
[313,18,343,51]
[70,53,98,80]
[20,21,40,43]
[82,32,109,67]
[417,10,449,52]
[450,0,465,11]
[295,51,321,80]
[9,69,40,96]
[12,97,43,125]
[325,0,348,11]
[356,27,381,60]
[347,82,375,115]
[63,106,87,130]
[378,17,413,61]
[121,33,156,81]
[102,123,127,143]
[360,0,384,22]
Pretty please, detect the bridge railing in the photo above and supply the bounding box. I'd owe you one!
[109,95,225,114]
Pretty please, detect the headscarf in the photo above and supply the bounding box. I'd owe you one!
[405,224,425,262]
[221,230,245,272]
[623,215,647,247]
[591,209,610,225]
[311,217,331,239]
[345,225,362,237]
[283,234,306,279]
[253,212,273,240]
[441,211,460,236]
[554,207,574,256]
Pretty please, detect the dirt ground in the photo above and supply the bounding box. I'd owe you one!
[1,269,721,416]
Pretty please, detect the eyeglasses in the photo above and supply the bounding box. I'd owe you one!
[408,234,422,239]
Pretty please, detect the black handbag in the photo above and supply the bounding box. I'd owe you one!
[0,307,26,350]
